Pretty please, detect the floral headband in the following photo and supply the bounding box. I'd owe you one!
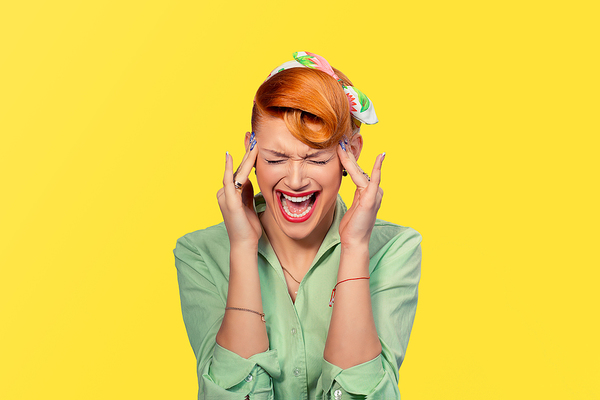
[265,51,379,126]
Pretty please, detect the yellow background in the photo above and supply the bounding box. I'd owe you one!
[1,0,598,398]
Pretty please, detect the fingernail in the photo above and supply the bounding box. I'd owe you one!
[250,139,257,151]
[344,137,349,145]
[226,151,229,160]
[250,131,255,141]
[381,152,386,163]
[339,140,346,151]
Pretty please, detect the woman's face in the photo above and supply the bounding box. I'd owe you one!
[251,117,343,242]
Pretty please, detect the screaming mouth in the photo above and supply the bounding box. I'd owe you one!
[278,191,319,221]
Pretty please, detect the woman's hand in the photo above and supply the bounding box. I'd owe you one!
[337,140,385,247]
[217,133,261,247]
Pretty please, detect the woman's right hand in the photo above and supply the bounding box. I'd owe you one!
[217,132,261,247]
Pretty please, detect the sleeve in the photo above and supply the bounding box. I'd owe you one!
[174,235,281,399]
[318,228,422,399]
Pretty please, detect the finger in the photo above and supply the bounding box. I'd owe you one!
[231,132,255,179]
[241,179,255,210]
[223,151,238,198]
[337,142,370,188]
[217,187,226,210]
[233,134,259,187]
[368,152,385,189]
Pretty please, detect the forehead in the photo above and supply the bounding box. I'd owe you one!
[256,117,335,156]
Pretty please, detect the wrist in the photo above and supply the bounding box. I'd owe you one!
[338,243,370,278]
[230,240,259,253]
[229,243,259,267]
[340,241,369,254]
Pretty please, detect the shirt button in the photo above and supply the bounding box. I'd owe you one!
[245,374,253,382]
[291,328,296,335]
[334,389,342,399]
[293,368,300,377]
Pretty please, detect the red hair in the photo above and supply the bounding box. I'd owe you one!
[252,67,356,149]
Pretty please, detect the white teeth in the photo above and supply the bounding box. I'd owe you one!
[282,202,312,218]
[280,192,316,218]
[282,193,314,202]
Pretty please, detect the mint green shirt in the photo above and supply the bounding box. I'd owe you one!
[173,194,422,399]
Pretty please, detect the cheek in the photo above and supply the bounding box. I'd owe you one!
[310,165,342,184]
[255,163,284,189]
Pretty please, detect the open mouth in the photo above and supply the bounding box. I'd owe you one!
[277,190,319,223]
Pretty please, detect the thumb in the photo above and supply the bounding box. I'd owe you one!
[241,180,255,211]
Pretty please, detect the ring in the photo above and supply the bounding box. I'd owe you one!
[233,180,243,190]
[362,171,371,182]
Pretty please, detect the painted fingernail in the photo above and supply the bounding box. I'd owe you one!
[250,131,255,141]
[339,140,346,151]
[381,152,386,163]
[344,137,349,145]
[226,151,229,161]
[250,139,257,151]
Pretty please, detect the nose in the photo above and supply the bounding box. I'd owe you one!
[285,160,310,191]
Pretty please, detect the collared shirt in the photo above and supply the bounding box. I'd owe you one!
[174,194,422,399]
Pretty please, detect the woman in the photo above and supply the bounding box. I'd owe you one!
[174,52,422,399]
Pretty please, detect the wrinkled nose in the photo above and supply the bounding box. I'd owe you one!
[285,160,310,191]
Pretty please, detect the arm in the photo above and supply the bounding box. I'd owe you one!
[323,242,381,368]
[319,229,422,398]
[215,135,267,358]
[216,241,268,358]
[174,236,280,398]
[320,141,421,397]
[174,135,280,398]
[323,141,385,369]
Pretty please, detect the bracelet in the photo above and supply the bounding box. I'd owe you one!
[329,276,370,307]
[225,306,266,322]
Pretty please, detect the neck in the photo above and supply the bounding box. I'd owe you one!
[260,204,335,274]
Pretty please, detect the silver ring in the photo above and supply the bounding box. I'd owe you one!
[233,180,243,190]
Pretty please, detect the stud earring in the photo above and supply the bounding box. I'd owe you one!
[342,169,348,177]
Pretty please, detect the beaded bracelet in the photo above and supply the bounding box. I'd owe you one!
[225,306,266,322]
[329,277,370,307]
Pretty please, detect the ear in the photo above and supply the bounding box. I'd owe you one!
[244,131,257,171]
[244,131,252,150]
[349,133,363,161]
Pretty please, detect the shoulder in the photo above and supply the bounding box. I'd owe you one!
[173,222,230,276]
[370,219,422,256]
[175,222,229,254]
[368,219,422,280]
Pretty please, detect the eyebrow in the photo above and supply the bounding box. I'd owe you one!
[263,149,331,158]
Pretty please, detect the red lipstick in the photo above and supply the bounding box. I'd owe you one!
[276,190,320,223]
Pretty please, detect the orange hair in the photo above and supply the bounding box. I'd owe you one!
[252,67,357,149]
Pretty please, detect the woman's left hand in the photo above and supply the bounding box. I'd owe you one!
[337,141,385,247]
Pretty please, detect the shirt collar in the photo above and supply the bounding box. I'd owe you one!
[255,193,347,268]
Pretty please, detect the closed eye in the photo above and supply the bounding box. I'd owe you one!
[309,155,334,165]
[265,155,333,165]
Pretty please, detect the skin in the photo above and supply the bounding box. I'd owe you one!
[254,117,347,292]
[216,116,385,368]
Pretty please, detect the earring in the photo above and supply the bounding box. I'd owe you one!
[342,169,348,177]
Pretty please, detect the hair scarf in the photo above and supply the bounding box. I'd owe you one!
[264,51,379,126]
